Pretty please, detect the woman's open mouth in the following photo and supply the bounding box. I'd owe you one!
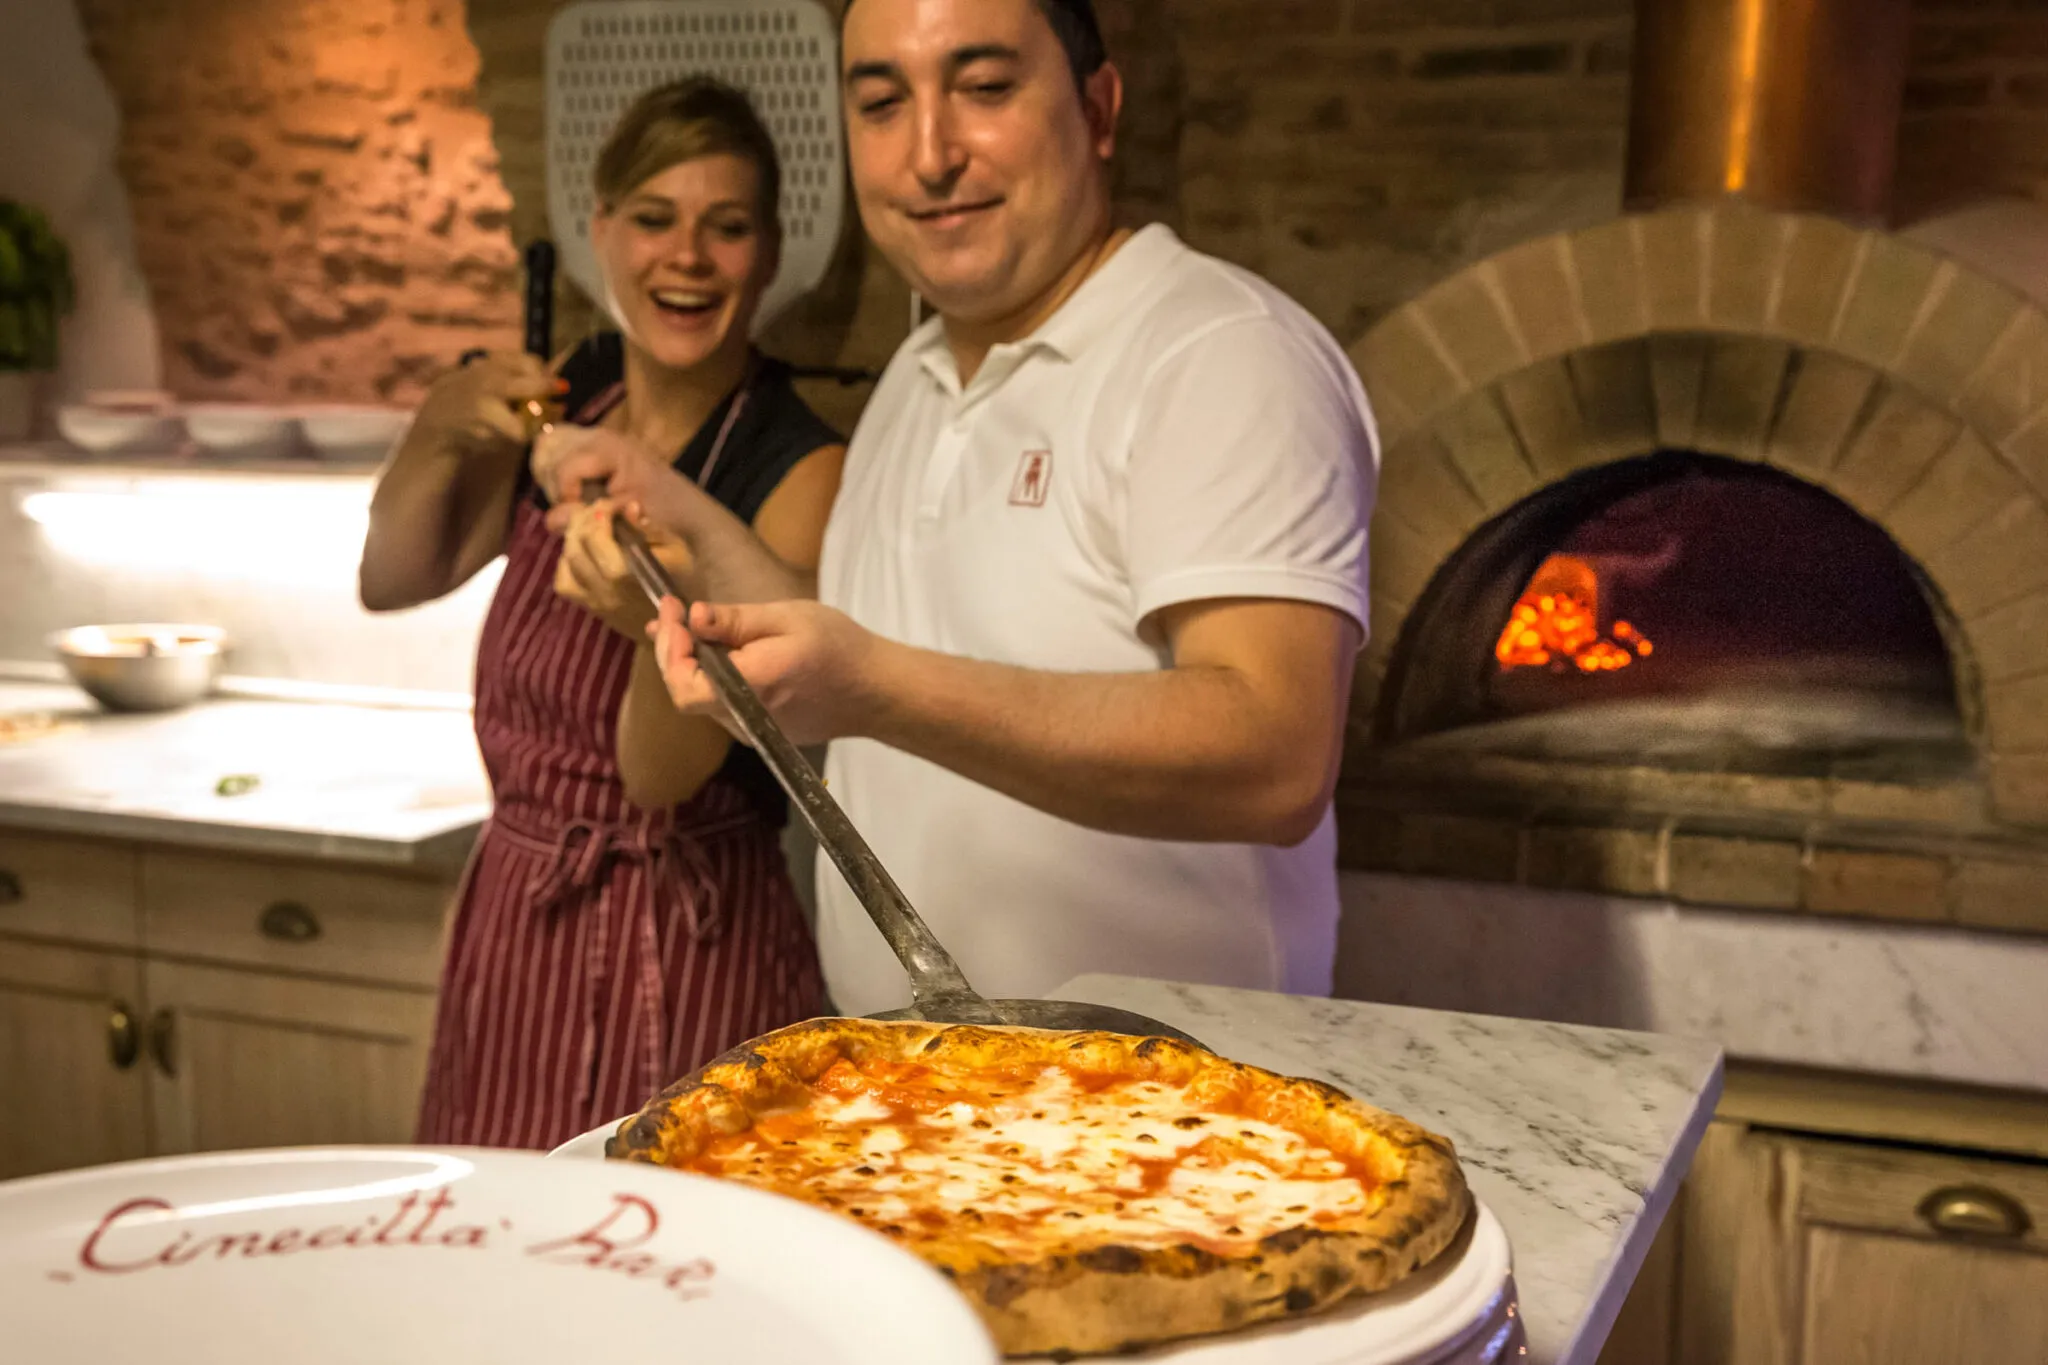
[649,288,724,323]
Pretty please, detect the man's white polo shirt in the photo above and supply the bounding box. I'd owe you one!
[814,224,1379,1016]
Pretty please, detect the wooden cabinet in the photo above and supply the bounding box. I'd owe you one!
[1791,1139,2048,1364]
[0,938,152,1180]
[1598,1069,2048,1365]
[0,830,142,950]
[0,834,453,1175]
[140,848,449,988]
[143,959,436,1154]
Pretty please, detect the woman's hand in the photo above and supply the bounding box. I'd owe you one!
[411,352,560,459]
[554,500,696,641]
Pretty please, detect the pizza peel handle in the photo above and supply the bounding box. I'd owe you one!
[588,482,1207,1048]
[586,487,987,1021]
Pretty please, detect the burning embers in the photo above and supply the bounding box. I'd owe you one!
[1469,453,1959,724]
[1493,554,1653,675]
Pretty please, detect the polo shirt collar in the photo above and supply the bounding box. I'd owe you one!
[1031,221,1179,361]
[911,222,1184,396]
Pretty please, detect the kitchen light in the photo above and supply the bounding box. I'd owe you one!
[20,479,375,579]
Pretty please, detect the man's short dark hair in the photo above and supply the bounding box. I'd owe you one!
[842,0,1107,91]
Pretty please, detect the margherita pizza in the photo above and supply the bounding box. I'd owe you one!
[606,1018,1471,1356]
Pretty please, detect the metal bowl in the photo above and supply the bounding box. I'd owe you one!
[52,624,227,712]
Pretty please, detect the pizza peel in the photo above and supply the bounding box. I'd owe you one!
[579,482,1207,1050]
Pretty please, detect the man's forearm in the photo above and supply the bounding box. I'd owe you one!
[652,483,814,603]
[854,644,1335,845]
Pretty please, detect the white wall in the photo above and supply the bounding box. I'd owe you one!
[0,0,160,407]
[0,466,493,695]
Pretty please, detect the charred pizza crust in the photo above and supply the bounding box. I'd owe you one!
[607,1017,1470,1357]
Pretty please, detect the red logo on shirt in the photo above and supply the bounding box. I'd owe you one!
[1009,450,1052,507]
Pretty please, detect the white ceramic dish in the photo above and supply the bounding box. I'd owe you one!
[184,402,296,456]
[553,1118,1519,1365]
[550,1119,620,1159]
[0,1146,999,1365]
[56,403,183,452]
[297,404,411,458]
[1049,1203,1520,1365]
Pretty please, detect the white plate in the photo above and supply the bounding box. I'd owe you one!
[296,404,411,458]
[56,404,183,452]
[1054,1202,1518,1365]
[554,1118,1517,1365]
[550,1117,625,1159]
[184,403,297,457]
[0,1146,997,1364]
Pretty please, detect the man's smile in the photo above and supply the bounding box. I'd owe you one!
[904,198,1004,228]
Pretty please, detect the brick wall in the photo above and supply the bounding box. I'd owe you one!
[1897,0,2048,223]
[1159,0,1632,342]
[463,0,1630,408]
[77,0,521,404]
[71,0,2048,409]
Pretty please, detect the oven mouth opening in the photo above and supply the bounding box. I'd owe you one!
[1377,451,1973,783]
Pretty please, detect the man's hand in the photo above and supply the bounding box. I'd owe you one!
[533,424,699,533]
[554,500,695,642]
[648,598,884,746]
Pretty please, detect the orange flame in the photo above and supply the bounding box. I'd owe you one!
[1494,554,1654,673]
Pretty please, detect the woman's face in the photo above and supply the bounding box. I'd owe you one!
[591,152,779,372]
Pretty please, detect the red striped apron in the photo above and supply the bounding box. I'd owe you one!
[416,491,823,1151]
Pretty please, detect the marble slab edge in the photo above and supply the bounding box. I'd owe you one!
[1556,1053,1721,1365]
[0,802,485,875]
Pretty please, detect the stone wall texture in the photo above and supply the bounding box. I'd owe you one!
[71,0,2048,406]
[77,0,522,404]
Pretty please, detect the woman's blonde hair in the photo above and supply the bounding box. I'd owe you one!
[594,76,781,226]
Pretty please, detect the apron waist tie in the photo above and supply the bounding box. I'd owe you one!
[488,807,758,1106]
[493,807,755,941]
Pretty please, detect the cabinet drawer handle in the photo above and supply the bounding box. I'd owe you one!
[1918,1185,2032,1240]
[108,1000,139,1070]
[0,868,21,906]
[147,1008,177,1078]
[258,901,322,943]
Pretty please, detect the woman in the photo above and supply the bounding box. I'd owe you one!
[359,78,841,1150]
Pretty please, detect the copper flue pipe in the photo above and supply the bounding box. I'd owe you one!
[1623,0,1911,222]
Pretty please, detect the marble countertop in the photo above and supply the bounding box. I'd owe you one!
[0,681,489,871]
[1053,975,1724,1365]
[1337,870,2048,1096]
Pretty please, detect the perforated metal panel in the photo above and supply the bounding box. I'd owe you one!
[544,0,843,334]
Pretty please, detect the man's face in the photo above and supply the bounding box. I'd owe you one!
[841,0,1120,327]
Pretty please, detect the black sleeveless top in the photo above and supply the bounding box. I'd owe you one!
[543,333,841,823]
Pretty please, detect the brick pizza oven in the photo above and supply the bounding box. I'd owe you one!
[1337,0,2048,930]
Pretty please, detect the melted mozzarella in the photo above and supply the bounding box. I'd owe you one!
[692,1062,1371,1255]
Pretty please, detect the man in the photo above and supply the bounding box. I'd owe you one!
[545,0,1378,1017]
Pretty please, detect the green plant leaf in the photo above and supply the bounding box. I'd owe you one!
[0,199,72,369]
[0,307,26,368]
[0,198,73,307]
[25,299,55,369]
